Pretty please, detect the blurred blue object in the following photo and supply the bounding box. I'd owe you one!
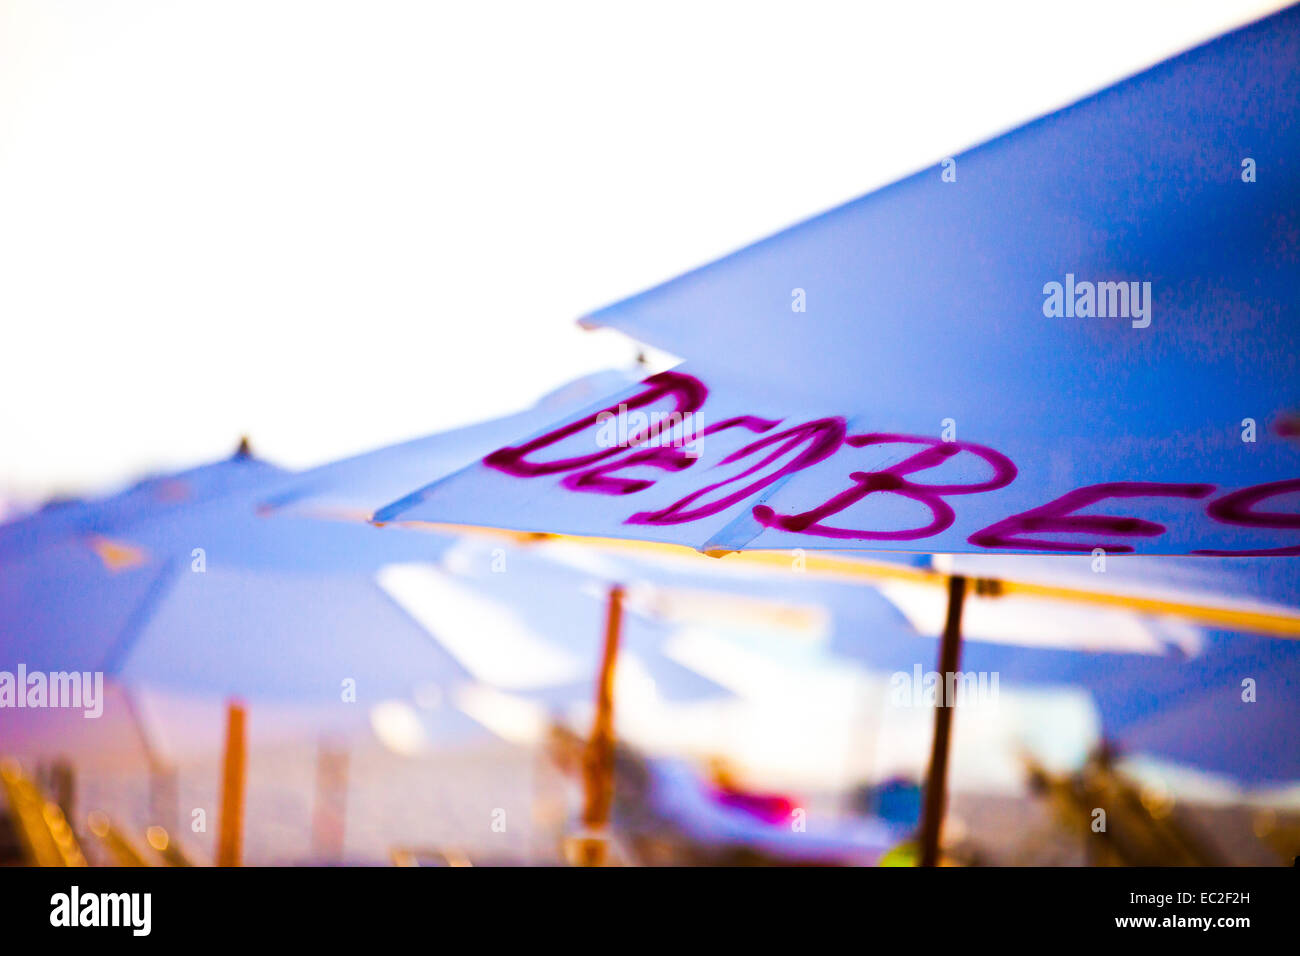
[858,778,923,829]
[0,441,280,562]
[1104,627,1300,781]
[636,758,900,864]
[378,8,1300,555]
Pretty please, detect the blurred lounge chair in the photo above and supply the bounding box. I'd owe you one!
[1024,748,1224,866]
[0,759,86,866]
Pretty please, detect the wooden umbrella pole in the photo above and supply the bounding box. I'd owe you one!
[578,584,624,865]
[310,739,349,863]
[919,574,968,868]
[216,699,247,867]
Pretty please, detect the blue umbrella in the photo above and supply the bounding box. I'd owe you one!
[0,441,280,561]
[0,466,472,721]
[376,8,1300,558]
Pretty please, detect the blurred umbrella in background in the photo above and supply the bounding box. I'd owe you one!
[368,9,1300,864]
[0,439,278,561]
[0,445,477,761]
[925,554,1300,785]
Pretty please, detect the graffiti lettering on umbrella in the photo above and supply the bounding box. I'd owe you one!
[484,372,1300,555]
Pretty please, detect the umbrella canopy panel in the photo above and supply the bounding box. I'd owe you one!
[374,363,1300,554]
[379,8,1300,555]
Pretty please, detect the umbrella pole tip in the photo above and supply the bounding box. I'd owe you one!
[234,436,253,459]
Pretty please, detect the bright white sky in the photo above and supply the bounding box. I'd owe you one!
[0,0,1286,501]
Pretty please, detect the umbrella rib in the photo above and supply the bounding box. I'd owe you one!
[96,557,182,677]
[390,521,1300,639]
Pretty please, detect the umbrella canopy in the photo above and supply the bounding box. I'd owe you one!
[1117,650,1299,783]
[381,543,729,704]
[581,7,1300,432]
[375,8,1300,556]
[371,362,1299,554]
[0,442,279,561]
[0,466,473,721]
